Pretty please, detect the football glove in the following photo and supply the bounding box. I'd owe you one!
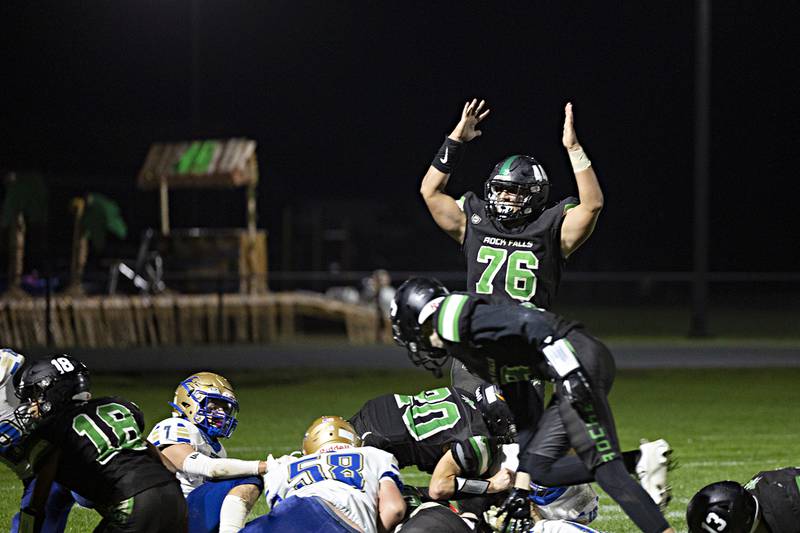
[495,487,534,532]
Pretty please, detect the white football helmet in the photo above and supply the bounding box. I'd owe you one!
[530,483,599,525]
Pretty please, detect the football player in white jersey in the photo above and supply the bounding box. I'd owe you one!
[243,415,406,533]
[148,372,267,533]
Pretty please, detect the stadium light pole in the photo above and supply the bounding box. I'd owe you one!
[689,0,711,337]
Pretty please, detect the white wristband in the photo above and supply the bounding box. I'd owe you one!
[568,146,592,173]
[182,451,261,478]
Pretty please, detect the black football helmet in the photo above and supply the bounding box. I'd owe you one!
[15,355,91,423]
[686,481,759,533]
[475,384,517,443]
[485,155,550,223]
[391,277,450,376]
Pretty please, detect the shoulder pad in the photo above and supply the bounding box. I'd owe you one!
[0,349,25,387]
[0,419,25,452]
[434,293,483,343]
[451,436,494,476]
[557,196,580,214]
[147,417,202,448]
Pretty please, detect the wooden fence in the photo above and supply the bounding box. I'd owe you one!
[0,292,385,349]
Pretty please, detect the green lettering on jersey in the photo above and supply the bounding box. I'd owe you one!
[476,246,507,295]
[73,403,146,465]
[500,365,533,384]
[395,388,462,441]
[476,246,539,302]
[506,250,538,300]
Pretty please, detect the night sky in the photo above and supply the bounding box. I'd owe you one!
[2,1,798,276]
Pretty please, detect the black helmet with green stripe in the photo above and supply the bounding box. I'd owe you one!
[485,155,550,222]
[390,277,450,376]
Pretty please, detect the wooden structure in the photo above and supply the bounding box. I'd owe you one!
[0,293,382,349]
[137,138,266,292]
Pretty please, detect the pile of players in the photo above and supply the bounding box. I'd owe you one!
[0,348,650,533]
[2,349,797,533]
[2,99,798,532]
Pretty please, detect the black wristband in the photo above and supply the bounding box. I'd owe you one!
[453,476,491,499]
[431,136,465,174]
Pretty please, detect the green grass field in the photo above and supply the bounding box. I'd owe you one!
[2,367,799,532]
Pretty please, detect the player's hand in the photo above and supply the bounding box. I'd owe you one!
[497,487,534,532]
[449,98,491,143]
[487,467,514,493]
[562,102,581,151]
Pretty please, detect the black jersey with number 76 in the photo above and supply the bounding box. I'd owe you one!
[459,192,577,309]
[27,397,176,506]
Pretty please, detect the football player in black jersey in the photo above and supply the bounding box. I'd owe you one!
[420,99,603,415]
[391,278,674,533]
[686,467,800,533]
[15,355,187,532]
[348,384,515,501]
[420,99,603,310]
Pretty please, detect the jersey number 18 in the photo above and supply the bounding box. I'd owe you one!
[72,403,147,465]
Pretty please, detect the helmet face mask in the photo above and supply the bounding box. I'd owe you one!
[686,481,759,533]
[485,155,550,223]
[171,372,239,439]
[391,278,450,376]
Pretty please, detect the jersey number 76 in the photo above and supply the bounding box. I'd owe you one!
[476,246,539,302]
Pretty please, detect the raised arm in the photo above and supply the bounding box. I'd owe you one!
[559,102,604,258]
[420,99,490,244]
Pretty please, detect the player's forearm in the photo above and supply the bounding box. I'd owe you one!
[568,145,603,213]
[513,470,531,490]
[574,170,603,214]
[378,481,406,532]
[181,452,265,478]
[427,472,456,500]
[420,166,451,198]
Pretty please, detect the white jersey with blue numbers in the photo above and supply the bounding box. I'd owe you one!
[0,349,32,479]
[1,349,25,420]
[147,416,227,496]
[265,445,402,533]
[533,520,601,533]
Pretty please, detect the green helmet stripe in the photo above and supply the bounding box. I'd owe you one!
[498,156,519,175]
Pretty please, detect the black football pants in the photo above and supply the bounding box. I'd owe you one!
[94,480,187,533]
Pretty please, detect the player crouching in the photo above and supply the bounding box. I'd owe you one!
[148,372,266,533]
[16,356,186,532]
[243,416,406,533]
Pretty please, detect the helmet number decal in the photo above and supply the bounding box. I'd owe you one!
[476,246,539,302]
[701,512,728,532]
[395,388,461,441]
[50,357,75,374]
